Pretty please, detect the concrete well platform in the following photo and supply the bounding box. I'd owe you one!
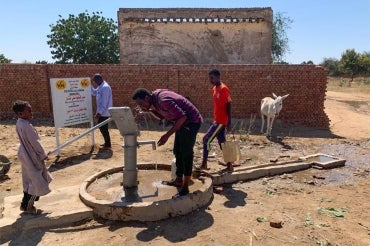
[0,185,93,239]
[79,164,214,221]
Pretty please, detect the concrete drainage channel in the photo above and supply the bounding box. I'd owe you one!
[211,153,345,186]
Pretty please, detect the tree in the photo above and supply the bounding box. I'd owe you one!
[301,60,314,65]
[35,60,49,64]
[320,58,340,76]
[272,12,293,63]
[0,54,12,63]
[338,49,360,81]
[358,52,370,74]
[47,11,119,64]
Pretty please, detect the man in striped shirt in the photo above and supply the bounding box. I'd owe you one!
[91,74,113,148]
[132,88,203,197]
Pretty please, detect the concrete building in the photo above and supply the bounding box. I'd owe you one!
[118,8,273,64]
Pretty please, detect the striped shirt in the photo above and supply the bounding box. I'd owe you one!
[91,81,113,117]
[151,89,203,124]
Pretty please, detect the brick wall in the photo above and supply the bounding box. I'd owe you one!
[0,64,329,128]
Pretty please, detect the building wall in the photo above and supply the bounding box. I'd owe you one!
[0,64,329,128]
[118,8,273,64]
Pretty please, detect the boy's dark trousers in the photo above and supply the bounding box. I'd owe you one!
[21,191,39,211]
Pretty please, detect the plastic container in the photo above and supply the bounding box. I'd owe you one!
[221,141,241,163]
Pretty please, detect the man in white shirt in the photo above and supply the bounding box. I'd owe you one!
[91,74,113,148]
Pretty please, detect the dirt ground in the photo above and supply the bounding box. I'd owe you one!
[1,79,370,245]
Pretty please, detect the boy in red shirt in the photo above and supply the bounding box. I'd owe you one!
[201,69,233,172]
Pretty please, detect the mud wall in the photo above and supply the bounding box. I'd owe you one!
[0,64,329,128]
[118,8,273,64]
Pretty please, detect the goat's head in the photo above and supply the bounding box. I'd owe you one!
[272,93,289,116]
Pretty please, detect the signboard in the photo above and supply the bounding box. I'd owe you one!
[50,78,93,127]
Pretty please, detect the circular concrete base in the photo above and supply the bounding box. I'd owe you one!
[79,164,213,221]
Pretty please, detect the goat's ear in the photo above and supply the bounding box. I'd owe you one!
[272,93,277,99]
[282,94,289,100]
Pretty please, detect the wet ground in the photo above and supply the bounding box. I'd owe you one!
[87,169,205,203]
[318,141,370,184]
[207,135,370,188]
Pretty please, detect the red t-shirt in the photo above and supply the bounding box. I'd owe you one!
[213,82,231,126]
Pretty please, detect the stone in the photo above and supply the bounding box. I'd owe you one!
[270,220,283,228]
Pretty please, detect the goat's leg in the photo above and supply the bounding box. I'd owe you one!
[260,114,265,134]
[266,116,270,136]
[268,116,275,136]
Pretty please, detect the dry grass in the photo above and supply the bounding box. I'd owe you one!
[327,76,370,94]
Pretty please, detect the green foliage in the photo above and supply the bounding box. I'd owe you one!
[301,60,314,65]
[256,217,268,222]
[320,58,340,76]
[321,50,370,77]
[358,51,370,74]
[0,54,12,63]
[338,49,360,80]
[272,12,293,63]
[316,239,331,246]
[318,198,332,203]
[264,189,275,196]
[304,213,313,226]
[35,60,49,64]
[274,61,289,65]
[47,11,119,64]
[339,78,346,87]
[317,206,346,217]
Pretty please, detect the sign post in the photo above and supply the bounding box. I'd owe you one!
[50,77,93,155]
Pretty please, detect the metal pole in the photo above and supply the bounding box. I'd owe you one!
[49,118,113,155]
[123,134,138,188]
[55,127,61,156]
[90,120,95,148]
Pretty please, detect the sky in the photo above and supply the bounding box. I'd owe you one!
[1,0,369,64]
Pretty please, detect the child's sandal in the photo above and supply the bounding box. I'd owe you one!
[161,179,183,187]
[25,206,42,215]
[172,187,189,198]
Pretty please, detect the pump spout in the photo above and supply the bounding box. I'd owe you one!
[137,140,156,150]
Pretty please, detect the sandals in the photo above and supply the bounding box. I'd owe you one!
[218,161,240,167]
[161,179,183,187]
[172,187,189,198]
[218,164,234,174]
[194,165,210,171]
[22,206,42,215]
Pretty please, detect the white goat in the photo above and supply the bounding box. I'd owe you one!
[260,93,289,136]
